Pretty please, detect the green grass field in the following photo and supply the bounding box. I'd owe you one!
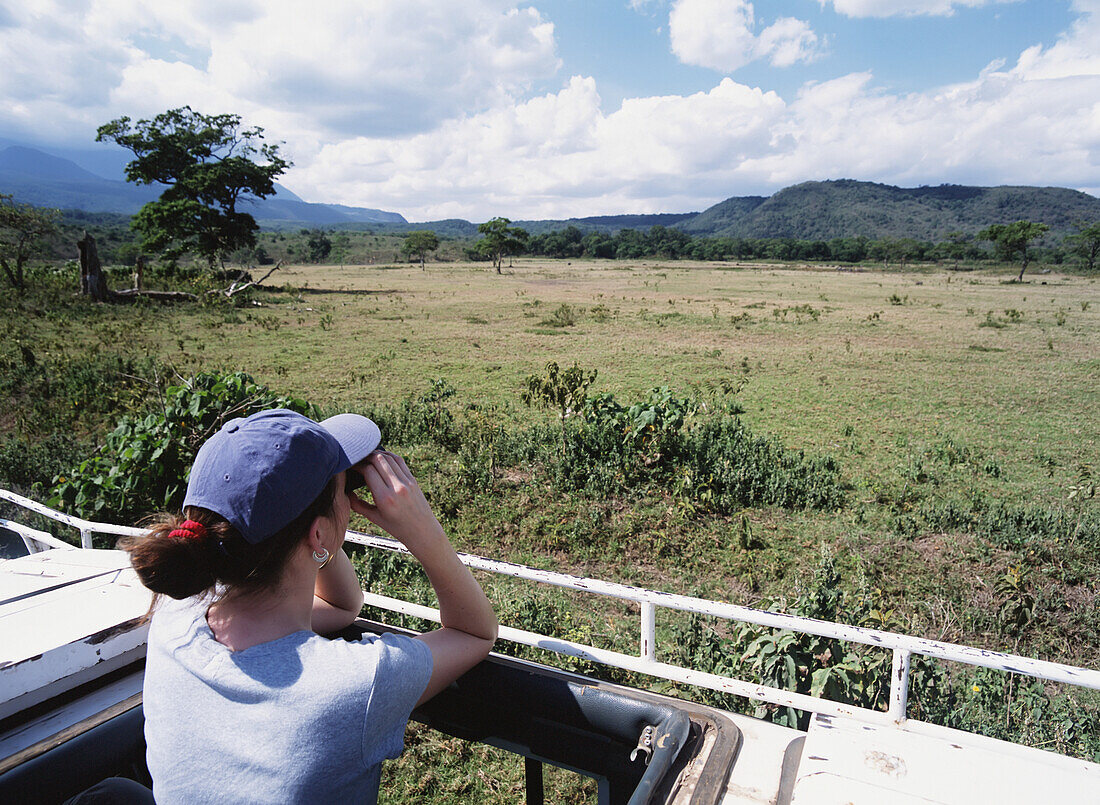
[3,258,1099,794]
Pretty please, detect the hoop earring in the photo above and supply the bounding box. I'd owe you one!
[312,547,331,569]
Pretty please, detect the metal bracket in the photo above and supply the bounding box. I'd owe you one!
[630,724,656,765]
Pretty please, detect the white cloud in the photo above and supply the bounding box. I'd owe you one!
[0,0,560,145]
[296,76,787,220]
[757,18,821,68]
[0,0,1097,222]
[821,0,1019,18]
[283,4,1100,222]
[669,0,820,72]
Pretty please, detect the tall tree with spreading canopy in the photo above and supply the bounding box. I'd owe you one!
[401,230,440,268]
[0,194,58,291]
[476,217,528,273]
[1066,221,1100,272]
[96,107,290,268]
[978,220,1050,281]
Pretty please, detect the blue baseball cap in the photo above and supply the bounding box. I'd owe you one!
[183,409,381,544]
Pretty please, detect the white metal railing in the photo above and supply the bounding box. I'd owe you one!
[0,490,145,548]
[4,488,1099,728]
[343,530,1100,727]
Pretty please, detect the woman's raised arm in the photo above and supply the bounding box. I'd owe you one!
[351,451,497,704]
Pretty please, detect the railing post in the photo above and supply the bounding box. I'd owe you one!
[525,757,543,805]
[80,528,94,549]
[889,648,911,723]
[640,601,656,662]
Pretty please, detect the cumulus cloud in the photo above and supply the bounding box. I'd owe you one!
[0,0,1097,221]
[284,4,1100,221]
[669,0,820,71]
[821,0,1019,18]
[0,0,560,145]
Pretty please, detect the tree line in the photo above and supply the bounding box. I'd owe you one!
[516,221,1099,275]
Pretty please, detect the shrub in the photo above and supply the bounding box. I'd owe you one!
[521,385,843,512]
[361,379,460,452]
[49,372,313,531]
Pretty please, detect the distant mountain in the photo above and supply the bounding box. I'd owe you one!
[515,213,696,236]
[679,180,1100,240]
[0,145,406,225]
[7,142,1098,240]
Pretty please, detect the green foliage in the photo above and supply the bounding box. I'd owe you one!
[306,230,332,263]
[0,347,161,436]
[401,230,440,266]
[521,361,597,422]
[361,378,460,452]
[0,432,84,496]
[524,385,844,512]
[667,549,947,729]
[978,220,1051,280]
[96,106,290,267]
[941,668,1100,761]
[899,494,1100,553]
[0,194,59,290]
[49,372,313,529]
[995,566,1035,639]
[476,217,529,273]
[1065,221,1100,271]
[540,303,577,328]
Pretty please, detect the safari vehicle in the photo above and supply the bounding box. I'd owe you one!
[2,488,1099,804]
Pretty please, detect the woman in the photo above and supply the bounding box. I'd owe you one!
[121,408,497,804]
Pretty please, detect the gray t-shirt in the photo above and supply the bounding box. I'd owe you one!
[143,597,433,804]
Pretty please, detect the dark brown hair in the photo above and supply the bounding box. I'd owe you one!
[121,477,339,605]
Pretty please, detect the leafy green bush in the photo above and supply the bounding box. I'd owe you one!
[666,549,947,728]
[0,348,162,435]
[0,432,85,496]
[520,386,844,512]
[899,495,1100,552]
[49,372,313,531]
[361,379,459,452]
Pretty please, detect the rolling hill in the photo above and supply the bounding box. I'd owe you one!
[679,180,1100,240]
[4,141,1098,240]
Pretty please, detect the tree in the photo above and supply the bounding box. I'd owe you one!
[521,361,597,460]
[401,230,440,268]
[0,194,58,291]
[940,231,971,271]
[476,217,528,273]
[1065,221,1100,272]
[96,107,290,269]
[306,230,332,263]
[978,220,1050,281]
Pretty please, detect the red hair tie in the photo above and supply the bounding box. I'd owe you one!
[168,519,208,540]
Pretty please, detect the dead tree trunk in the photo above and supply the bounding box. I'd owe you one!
[77,232,112,302]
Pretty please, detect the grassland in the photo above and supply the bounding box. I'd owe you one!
[3,258,1099,796]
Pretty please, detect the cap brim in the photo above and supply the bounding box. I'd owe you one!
[320,414,382,466]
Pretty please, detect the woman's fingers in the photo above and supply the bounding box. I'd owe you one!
[384,451,414,480]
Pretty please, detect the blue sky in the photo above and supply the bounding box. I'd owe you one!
[0,1,1096,221]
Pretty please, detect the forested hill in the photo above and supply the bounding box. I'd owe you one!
[679,180,1100,240]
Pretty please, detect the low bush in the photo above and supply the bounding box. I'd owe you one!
[49,371,313,531]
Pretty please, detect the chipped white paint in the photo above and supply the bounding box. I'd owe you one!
[0,548,151,719]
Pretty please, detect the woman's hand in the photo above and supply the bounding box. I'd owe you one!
[348,451,445,555]
[348,449,497,704]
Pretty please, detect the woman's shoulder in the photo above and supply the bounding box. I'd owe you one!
[149,595,207,638]
[312,630,431,669]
